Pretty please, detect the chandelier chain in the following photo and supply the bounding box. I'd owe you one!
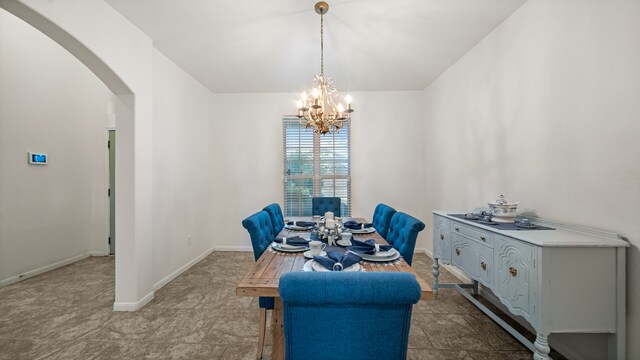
[320,13,324,77]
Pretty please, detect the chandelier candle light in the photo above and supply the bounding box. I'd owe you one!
[296,1,353,135]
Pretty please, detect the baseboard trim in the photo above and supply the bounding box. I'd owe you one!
[211,245,252,252]
[152,245,215,291]
[0,252,92,287]
[548,339,586,360]
[113,291,154,312]
[89,251,108,257]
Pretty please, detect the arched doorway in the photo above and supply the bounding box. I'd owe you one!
[0,0,153,310]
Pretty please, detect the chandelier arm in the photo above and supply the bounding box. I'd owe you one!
[320,89,325,122]
[326,90,338,116]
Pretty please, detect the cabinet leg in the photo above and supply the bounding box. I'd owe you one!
[533,333,551,360]
[432,258,439,295]
[472,280,479,296]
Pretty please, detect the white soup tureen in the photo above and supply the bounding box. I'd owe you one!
[487,195,519,223]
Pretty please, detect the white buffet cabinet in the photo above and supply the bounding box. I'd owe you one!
[432,211,628,360]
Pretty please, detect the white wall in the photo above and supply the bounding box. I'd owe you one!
[212,91,428,250]
[421,0,640,357]
[350,92,428,239]
[0,9,112,283]
[151,49,215,285]
[3,0,156,308]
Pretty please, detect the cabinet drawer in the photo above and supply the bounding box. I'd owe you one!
[495,236,536,323]
[451,221,494,247]
[452,234,493,287]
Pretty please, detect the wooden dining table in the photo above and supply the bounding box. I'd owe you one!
[235,217,434,360]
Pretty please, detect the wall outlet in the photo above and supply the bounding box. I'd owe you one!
[187,235,192,246]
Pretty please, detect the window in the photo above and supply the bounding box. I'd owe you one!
[283,118,351,217]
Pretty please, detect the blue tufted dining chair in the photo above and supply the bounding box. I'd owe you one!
[241,211,275,359]
[386,212,426,266]
[311,197,341,217]
[262,203,285,237]
[279,272,421,360]
[371,203,397,239]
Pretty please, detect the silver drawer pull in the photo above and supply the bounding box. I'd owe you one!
[440,234,444,240]
[480,262,487,270]
[509,266,518,277]
[455,248,460,256]
[480,236,486,242]
[455,227,460,232]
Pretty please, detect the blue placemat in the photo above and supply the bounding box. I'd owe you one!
[448,214,555,230]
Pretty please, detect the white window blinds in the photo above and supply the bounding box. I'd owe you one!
[283,118,351,217]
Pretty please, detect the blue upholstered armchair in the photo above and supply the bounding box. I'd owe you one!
[241,211,275,360]
[262,203,285,237]
[371,203,397,239]
[279,272,421,360]
[312,197,341,217]
[386,212,426,266]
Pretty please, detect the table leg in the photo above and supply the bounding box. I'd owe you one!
[272,298,285,360]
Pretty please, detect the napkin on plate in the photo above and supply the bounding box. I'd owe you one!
[347,239,393,255]
[273,236,309,247]
[343,220,373,230]
[313,252,362,271]
[287,221,316,228]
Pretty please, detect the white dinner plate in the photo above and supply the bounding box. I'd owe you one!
[285,224,315,231]
[271,242,308,253]
[303,260,363,272]
[302,260,314,272]
[303,250,327,259]
[366,248,397,258]
[349,227,376,234]
[358,251,401,262]
[278,241,310,250]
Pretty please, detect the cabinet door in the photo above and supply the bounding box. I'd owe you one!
[434,216,451,264]
[495,236,535,321]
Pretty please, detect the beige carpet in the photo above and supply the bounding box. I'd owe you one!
[0,252,563,359]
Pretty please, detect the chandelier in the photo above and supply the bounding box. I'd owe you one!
[296,1,353,135]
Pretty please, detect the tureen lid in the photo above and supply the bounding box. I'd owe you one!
[488,194,519,206]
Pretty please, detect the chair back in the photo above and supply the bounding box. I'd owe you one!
[263,203,285,237]
[371,203,397,239]
[242,211,274,261]
[311,197,341,217]
[386,212,426,266]
[279,272,420,360]
[241,211,275,310]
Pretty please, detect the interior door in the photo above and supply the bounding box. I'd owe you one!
[109,130,116,255]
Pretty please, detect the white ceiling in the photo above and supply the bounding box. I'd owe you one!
[105,0,526,93]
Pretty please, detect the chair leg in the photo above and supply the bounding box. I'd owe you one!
[257,307,267,360]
